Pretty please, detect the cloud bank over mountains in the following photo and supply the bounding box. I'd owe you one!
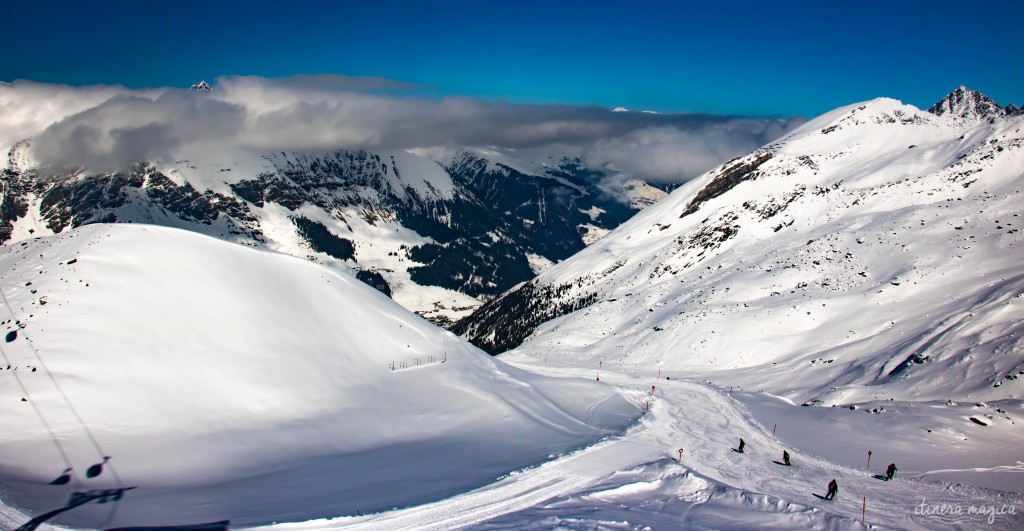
[1,75,803,188]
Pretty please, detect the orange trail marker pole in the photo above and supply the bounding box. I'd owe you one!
[678,448,684,463]
[867,450,873,471]
[862,496,867,522]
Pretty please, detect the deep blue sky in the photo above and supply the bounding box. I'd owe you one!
[4,0,1021,117]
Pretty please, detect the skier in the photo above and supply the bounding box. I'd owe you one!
[783,450,791,466]
[825,479,838,500]
[885,462,897,481]
[737,438,745,453]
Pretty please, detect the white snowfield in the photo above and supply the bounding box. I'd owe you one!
[0,224,637,528]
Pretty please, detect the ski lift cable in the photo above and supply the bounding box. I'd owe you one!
[21,331,122,484]
[0,286,124,488]
[0,342,75,473]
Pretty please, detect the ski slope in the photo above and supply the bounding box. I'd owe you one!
[253,366,1024,530]
[0,224,637,528]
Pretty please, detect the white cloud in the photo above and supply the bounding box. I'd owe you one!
[1,76,803,185]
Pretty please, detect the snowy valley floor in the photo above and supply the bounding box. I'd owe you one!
[249,364,1023,531]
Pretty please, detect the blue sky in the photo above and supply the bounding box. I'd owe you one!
[4,0,1021,117]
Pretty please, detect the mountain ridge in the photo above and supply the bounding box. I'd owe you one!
[0,144,642,325]
[457,88,1024,407]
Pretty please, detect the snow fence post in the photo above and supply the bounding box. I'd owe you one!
[862,496,867,522]
[772,423,777,438]
[678,448,684,464]
[646,400,649,413]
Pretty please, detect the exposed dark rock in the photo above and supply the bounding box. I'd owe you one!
[680,152,773,218]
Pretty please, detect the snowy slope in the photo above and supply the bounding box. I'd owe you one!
[243,368,1024,530]
[456,88,1024,493]
[0,224,637,528]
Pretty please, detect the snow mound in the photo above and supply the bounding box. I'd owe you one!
[0,224,637,528]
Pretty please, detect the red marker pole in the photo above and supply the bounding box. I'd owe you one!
[678,448,684,464]
[867,450,873,471]
[651,385,656,395]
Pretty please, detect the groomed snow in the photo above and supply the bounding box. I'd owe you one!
[0,224,637,528]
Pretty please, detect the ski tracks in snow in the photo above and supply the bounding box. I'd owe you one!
[262,427,663,531]
[260,371,1024,530]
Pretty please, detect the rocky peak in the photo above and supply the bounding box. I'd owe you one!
[927,85,1004,120]
[190,80,212,92]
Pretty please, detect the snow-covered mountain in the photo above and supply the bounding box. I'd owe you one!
[189,80,212,92]
[458,87,1024,407]
[0,223,637,528]
[0,141,640,326]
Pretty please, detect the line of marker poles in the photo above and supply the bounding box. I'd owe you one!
[389,352,447,372]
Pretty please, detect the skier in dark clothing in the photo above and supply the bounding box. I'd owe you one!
[886,462,897,481]
[825,479,838,500]
[737,438,745,453]
[783,450,791,466]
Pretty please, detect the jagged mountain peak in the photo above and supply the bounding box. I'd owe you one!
[190,80,212,92]
[926,85,1003,120]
